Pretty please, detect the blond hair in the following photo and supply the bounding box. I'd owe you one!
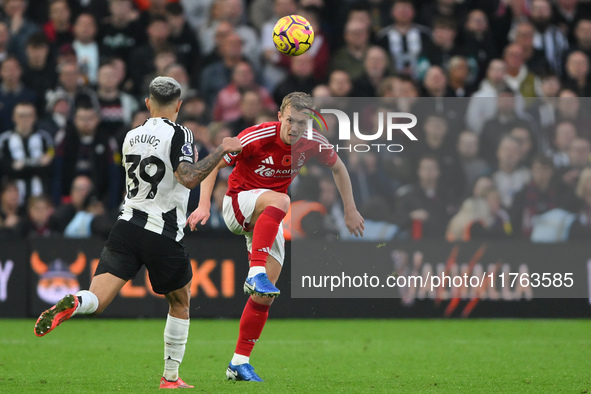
[280,92,314,113]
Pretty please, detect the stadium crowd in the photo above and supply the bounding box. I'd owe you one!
[1,0,591,242]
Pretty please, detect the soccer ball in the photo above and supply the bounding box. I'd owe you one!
[272,15,314,56]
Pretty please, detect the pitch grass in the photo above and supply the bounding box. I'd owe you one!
[1,319,590,392]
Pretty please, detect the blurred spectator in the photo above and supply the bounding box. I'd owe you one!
[164,63,196,100]
[468,188,513,239]
[128,15,170,94]
[165,2,201,78]
[327,69,352,97]
[558,137,591,194]
[567,167,591,240]
[554,89,591,140]
[376,0,430,78]
[569,18,591,60]
[466,59,512,134]
[63,193,107,238]
[137,46,177,97]
[199,20,233,69]
[512,21,551,76]
[562,51,591,97]
[329,19,370,81]
[0,179,24,239]
[273,52,317,105]
[131,109,150,128]
[200,32,244,107]
[45,61,100,118]
[417,0,465,29]
[352,46,391,97]
[0,56,37,132]
[510,126,536,166]
[72,13,99,85]
[0,22,9,63]
[43,0,73,53]
[462,9,497,81]
[137,0,171,21]
[347,149,393,212]
[529,0,569,76]
[21,33,57,114]
[285,174,331,240]
[96,62,139,140]
[22,194,57,237]
[492,135,532,209]
[503,43,540,101]
[447,56,475,98]
[249,0,274,31]
[456,130,490,195]
[180,0,214,32]
[295,6,330,81]
[526,72,561,153]
[510,155,559,237]
[410,114,464,198]
[227,89,264,136]
[548,120,577,169]
[479,88,532,167]
[99,0,143,61]
[200,0,260,70]
[199,179,229,231]
[3,0,39,64]
[178,94,209,124]
[38,91,69,137]
[554,0,591,45]
[417,16,466,78]
[394,156,456,239]
[259,0,298,90]
[0,101,54,207]
[311,83,331,98]
[53,105,119,208]
[212,61,276,122]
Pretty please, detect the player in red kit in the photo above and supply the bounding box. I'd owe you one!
[187,92,364,381]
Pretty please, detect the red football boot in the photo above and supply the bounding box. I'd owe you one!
[159,377,194,389]
[34,294,79,337]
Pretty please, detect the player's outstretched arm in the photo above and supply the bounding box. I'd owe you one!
[186,159,229,231]
[330,156,365,237]
[175,137,241,189]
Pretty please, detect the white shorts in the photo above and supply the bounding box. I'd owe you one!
[222,189,285,265]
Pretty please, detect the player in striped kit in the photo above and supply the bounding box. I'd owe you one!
[33,76,242,389]
[187,92,365,381]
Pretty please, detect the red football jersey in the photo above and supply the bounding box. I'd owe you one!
[224,122,337,194]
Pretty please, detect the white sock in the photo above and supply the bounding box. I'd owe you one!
[73,290,99,315]
[248,266,266,277]
[163,315,190,381]
[231,353,249,366]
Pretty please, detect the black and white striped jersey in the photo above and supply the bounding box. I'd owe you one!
[119,117,195,242]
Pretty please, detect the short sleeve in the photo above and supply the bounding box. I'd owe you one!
[223,126,257,165]
[170,124,195,172]
[311,131,337,167]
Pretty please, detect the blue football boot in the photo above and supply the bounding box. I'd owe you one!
[243,273,280,297]
[226,362,264,382]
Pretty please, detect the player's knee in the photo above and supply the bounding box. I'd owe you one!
[271,194,290,213]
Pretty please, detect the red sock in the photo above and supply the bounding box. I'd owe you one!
[235,298,270,357]
[250,206,286,267]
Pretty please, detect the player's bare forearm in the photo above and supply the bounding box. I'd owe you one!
[175,146,226,189]
[176,137,241,189]
[197,160,228,209]
[330,157,365,237]
[330,157,357,212]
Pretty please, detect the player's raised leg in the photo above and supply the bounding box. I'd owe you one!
[160,280,194,389]
[34,273,126,337]
[228,256,282,382]
[244,191,289,297]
